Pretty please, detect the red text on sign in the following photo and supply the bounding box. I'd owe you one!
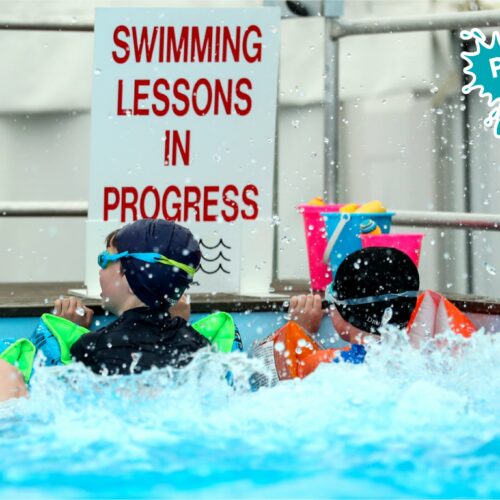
[116,77,252,117]
[103,184,259,223]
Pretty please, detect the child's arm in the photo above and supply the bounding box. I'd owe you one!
[0,359,28,401]
[53,297,94,329]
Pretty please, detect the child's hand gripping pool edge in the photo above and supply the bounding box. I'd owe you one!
[53,297,94,329]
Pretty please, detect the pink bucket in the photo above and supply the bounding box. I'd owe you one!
[360,233,425,267]
[298,203,343,291]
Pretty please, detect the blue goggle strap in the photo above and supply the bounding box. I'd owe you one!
[323,284,418,308]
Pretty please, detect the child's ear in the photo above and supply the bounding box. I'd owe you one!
[121,273,135,295]
[330,309,349,342]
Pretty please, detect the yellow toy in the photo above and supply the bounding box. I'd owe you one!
[306,196,326,206]
[359,219,382,235]
[355,200,386,213]
[339,203,359,213]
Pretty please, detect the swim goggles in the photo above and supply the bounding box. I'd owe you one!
[323,283,418,307]
[97,250,196,277]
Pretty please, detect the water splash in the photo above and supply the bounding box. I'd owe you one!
[1,330,499,498]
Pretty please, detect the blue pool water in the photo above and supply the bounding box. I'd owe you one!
[0,315,499,499]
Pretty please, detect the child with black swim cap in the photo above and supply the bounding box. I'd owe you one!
[289,247,420,351]
[249,248,420,386]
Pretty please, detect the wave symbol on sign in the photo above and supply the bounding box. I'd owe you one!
[199,239,231,274]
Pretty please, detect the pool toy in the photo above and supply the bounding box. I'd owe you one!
[359,219,382,235]
[192,311,242,387]
[339,203,359,213]
[250,321,365,387]
[355,200,386,213]
[305,196,326,206]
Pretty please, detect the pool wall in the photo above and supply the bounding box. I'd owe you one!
[0,312,347,352]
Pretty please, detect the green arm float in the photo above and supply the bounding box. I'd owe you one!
[0,339,36,383]
[39,314,90,365]
[192,312,238,353]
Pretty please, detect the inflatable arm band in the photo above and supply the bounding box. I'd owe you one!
[192,312,242,353]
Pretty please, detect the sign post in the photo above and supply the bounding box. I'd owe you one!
[84,8,280,297]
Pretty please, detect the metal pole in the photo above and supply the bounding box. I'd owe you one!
[459,34,475,294]
[2,202,499,230]
[324,18,340,203]
[0,22,93,32]
[0,202,88,217]
[330,10,500,39]
[392,210,500,231]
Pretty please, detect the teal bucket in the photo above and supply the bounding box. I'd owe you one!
[322,212,395,279]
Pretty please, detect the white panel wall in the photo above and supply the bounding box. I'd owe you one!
[0,0,494,299]
[0,113,89,282]
[469,95,500,298]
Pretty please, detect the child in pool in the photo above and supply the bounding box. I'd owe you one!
[0,360,27,402]
[290,247,420,348]
[46,219,208,375]
[251,248,420,385]
[261,246,475,384]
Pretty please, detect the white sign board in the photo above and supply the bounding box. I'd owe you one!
[85,8,280,296]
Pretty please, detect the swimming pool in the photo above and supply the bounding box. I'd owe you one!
[0,314,499,499]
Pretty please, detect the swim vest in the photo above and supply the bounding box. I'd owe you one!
[0,311,241,382]
[406,290,476,346]
[250,321,365,387]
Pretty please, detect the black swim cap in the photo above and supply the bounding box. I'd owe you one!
[115,219,201,309]
[333,247,420,333]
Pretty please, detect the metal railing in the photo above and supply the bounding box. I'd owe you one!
[330,10,500,39]
[0,202,499,231]
[0,202,87,217]
[324,8,500,202]
[0,21,93,32]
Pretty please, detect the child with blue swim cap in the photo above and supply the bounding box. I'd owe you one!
[51,219,209,374]
[66,219,209,375]
[1,219,211,383]
[0,219,242,393]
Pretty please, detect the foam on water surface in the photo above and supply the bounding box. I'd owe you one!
[0,329,499,499]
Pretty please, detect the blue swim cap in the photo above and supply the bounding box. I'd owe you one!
[115,219,201,309]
